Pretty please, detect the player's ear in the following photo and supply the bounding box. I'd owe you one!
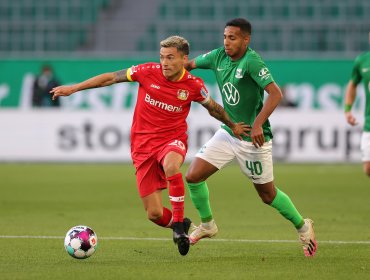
[244,34,250,45]
[183,54,189,63]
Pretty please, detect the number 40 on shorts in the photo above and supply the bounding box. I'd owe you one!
[246,160,263,175]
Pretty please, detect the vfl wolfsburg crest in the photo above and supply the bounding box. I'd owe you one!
[235,68,243,78]
[222,82,240,106]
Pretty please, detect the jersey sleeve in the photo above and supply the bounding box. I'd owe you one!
[351,55,362,85]
[126,63,156,82]
[193,78,210,104]
[194,49,218,69]
[126,65,139,82]
[248,55,275,89]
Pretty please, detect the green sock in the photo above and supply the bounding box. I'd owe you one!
[187,181,213,222]
[270,187,304,229]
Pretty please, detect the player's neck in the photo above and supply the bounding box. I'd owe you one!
[167,68,186,82]
[229,48,248,61]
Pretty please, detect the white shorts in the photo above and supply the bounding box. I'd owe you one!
[195,128,274,184]
[361,132,370,162]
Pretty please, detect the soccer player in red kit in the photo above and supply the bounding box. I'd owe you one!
[50,35,249,256]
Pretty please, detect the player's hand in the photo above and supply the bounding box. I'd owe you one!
[231,122,251,140]
[345,112,358,126]
[251,125,265,148]
[50,85,77,100]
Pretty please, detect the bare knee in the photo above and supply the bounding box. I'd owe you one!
[185,169,201,184]
[146,209,162,222]
[164,163,181,178]
[259,193,276,204]
[364,163,370,177]
[254,182,276,204]
[186,158,217,183]
[162,151,183,177]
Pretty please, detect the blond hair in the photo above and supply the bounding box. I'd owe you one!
[160,35,189,55]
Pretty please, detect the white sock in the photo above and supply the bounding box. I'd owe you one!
[201,220,215,229]
[298,221,308,233]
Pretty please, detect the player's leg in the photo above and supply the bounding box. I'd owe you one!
[360,132,370,177]
[268,186,318,257]
[141,190,172,227]
[186,157,218,223]
[186,158,219,244]
[134,155,173,228]
[162,150,185,226]
[253,181,305,229]
[160,141,190,255]
[363,162,370,177]
[133,146,189,256]
[185,129,235,244]
[237,140,317,257]
[254,180,318,257]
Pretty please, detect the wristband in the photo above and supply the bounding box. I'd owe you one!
[344,104,352,112]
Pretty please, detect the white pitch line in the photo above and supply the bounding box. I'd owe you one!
[0,235,370,245]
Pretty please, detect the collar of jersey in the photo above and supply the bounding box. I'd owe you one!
[227,47,249,64]
[175,68,186,81]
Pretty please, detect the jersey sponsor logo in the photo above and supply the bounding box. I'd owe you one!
[200,87,209,99]
[222,82,240,106]
[151,84,160,89]
[235,68,243,78]
[177,89,189,100]
[258,67,271,81]
[144,93,183,112]
[362,68,370,73]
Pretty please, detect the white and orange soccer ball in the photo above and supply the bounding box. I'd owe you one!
[64,225,98,259]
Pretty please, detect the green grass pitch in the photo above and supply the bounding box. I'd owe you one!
[0,163,369,280]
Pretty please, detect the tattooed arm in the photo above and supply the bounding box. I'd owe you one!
[50,69,129,100]
[202,97,250,140]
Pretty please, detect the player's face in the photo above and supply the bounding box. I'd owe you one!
[224,26,250,61]
[160,47,188,81]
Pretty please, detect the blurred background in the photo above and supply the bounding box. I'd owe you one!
[0,0,369,163]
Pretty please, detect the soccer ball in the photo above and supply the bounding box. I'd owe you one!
[64,225,98,259]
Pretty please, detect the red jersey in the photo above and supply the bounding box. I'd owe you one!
[127,62,210,153]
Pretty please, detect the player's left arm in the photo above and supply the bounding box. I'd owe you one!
[251,82,283,148]
[202,97,250,140]
[344,56,362,126]
[344,80,358,126]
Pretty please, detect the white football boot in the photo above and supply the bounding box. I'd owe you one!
[189,219,218,245]
[298,218,317,257]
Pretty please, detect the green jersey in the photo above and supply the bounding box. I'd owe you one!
[195,47,274,142]
[351,52,370,132]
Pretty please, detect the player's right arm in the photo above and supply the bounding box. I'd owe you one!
[344,80,358,126]
[184,49,218,71]
[202,97,250,140]
[50,69,129,100]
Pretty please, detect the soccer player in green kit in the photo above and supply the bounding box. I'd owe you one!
[344,37,370,176]
[185,18,317,257]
